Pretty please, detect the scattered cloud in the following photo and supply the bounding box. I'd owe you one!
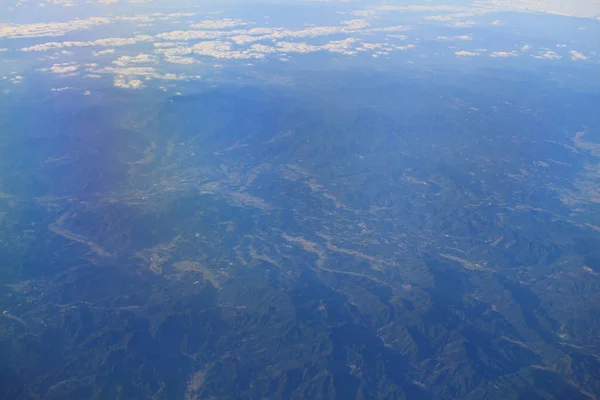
[569,50,588,60]
[112,53,157,66]
[155,34,416,61]
[0,17,111,39]
[92,49,116,56]
[164,55,197,64]
[157,40,266,60]
[156,21,408,44]
[490,51,518,58]
[322,38,362,55]
[532,50,562,60]
[451,21,477,28]
[191,19,250,30]
[386,34,408,40]
[156,30,230,41]
[455,50,480,57]
[426,13,474,22]
[40,62,80,74]
[22,35,155,52]
[91,66,161,78]
[437,35,473,41]
[6,2,595,92]
[114,76,145,89]
[3,13,196,41]
[17,15,416,68]
[86,63,201,90]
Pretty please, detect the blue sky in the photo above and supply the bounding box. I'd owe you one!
[1,0,598,93]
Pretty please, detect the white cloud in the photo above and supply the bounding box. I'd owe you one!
[569,50,588,60]
[92,66,160,78]
[88,64,200,88]
[451,21,477,28]
[426,14,470,22]
[274,42,322,54]
[556,44,567,48]
[437,35,473,41]
[322,38,362,55]
[342,19,370,29]
[21,35,155,52]
[229,35,267,45]
[249,44,278,54]
[112,53,157,66]
[455,50,480,57]
[44,0,78,6]
[386,34,408,40]
[532,50,562,60]
[520,44,532,52]
[114,76,145,89]
[0,17,111,39]
[156,30,230,41]
[157,41,266,60]
[490,51,518,57]
[40,62,80,74]
[360,42,388,51]
[154,28,418,62]
[157,21,408,45]
[191,19,250,30]
[90,35,155,47]
[92,48,116,56]
[287,25,353,38]
[193,41,267,58]
[51,86,74,91]
[367,25,411,33]
[6,10,493,70]
[164,55,197,64]
[16,15,418,70]
[357,41,411,56]
[166,13,196,18]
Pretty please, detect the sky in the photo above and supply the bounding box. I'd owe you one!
[0,0,598,93]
